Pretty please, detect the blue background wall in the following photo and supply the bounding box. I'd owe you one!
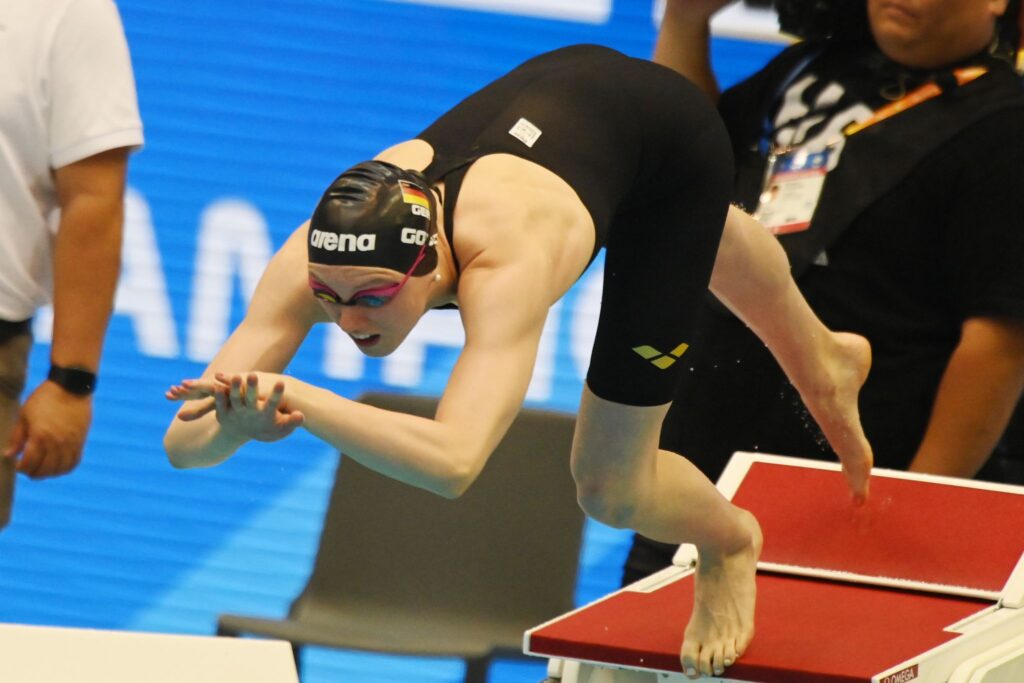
[0,2,782,681]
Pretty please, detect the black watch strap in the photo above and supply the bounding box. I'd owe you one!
[48,364,97,396]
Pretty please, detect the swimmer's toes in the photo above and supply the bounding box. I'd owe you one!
[680,641,701,679]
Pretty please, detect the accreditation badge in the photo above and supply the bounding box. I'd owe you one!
[753,147,831,235]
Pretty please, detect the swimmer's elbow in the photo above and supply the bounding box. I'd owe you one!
[163,430,188,468]
[431,451,487,499]
[163,416,243,469]
[432,467,476,499]
[167,454,196,470]
[165,447,226,470]
[162,430,219,470]
[433,480,467,500]
[164,438,200,469]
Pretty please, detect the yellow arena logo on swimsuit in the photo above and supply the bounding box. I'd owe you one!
[632,342,690,369]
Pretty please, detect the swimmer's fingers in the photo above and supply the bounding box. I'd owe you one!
[274,407,305,437]
[175,397,216,421]
[227,374,245,411]
[243,373,260,410]
[211,372,260,412]
[212,384,232,422]
[254,380,302,440]
[263,381,287,414]
[165,378,215,402]
[166,376,233,399]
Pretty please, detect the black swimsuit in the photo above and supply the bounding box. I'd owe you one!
[418,45,733,406]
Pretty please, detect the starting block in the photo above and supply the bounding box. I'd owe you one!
[0,623,299,683]
[525,453,1024,682]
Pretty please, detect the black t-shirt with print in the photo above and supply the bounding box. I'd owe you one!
[660,41,1024,479]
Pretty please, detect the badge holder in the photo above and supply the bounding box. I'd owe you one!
[753,146,832,235]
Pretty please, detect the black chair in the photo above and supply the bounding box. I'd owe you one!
[217,392,585,682]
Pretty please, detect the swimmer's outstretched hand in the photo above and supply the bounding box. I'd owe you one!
[166,372,304,443]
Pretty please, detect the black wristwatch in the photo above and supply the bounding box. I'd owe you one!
[48,364,97,396]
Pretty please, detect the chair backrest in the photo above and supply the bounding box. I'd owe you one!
[292,392,585,634]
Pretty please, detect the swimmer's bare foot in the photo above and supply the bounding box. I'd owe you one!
[681,509,762,679]
[794,331,874,502]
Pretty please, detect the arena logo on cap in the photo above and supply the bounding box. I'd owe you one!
[309,229,377,252]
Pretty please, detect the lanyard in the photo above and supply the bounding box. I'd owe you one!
[842,66,988,136]
[761,57,989,154]
[759,48,825,155]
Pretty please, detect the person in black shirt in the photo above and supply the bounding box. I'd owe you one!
[626,0,1024,582]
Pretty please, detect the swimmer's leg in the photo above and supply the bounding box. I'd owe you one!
[570,387,761,679]
[711,206,874,501]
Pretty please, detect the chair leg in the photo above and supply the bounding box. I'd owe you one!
[292,644,303,680]
[463,655,490,683]
[215,623,238,637]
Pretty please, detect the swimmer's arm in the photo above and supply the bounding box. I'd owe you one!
[163,223,322,467]
[285,258,549,498]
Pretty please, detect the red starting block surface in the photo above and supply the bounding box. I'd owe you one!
[726,459,1024,600]
[525,453,1024,683]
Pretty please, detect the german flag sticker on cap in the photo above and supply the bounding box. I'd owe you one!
[399,180,430,209]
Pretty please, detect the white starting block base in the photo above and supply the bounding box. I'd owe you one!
[528,453,1024,683]
[949,632,1024,683]
[0,623,298,683]
[547,642,1024,683]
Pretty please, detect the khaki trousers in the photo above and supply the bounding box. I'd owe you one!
[0,331,32,531]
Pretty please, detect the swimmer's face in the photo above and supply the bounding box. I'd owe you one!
[307,263,428,357]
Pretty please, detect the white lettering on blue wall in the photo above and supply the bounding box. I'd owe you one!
[186,199,274,362]
[386,0,611,24]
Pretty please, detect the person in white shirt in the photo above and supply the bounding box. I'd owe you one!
[0,0,143,531]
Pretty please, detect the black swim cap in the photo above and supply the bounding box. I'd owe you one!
[308,160,438,275]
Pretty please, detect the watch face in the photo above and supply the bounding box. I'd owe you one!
[48,366,96,396]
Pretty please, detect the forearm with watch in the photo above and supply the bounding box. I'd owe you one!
[49,149,129,398]
[47,364,97,396]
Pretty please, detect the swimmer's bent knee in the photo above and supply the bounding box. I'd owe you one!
[573,477,639,529]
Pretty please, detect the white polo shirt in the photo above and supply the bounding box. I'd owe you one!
[0,0,144,321]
